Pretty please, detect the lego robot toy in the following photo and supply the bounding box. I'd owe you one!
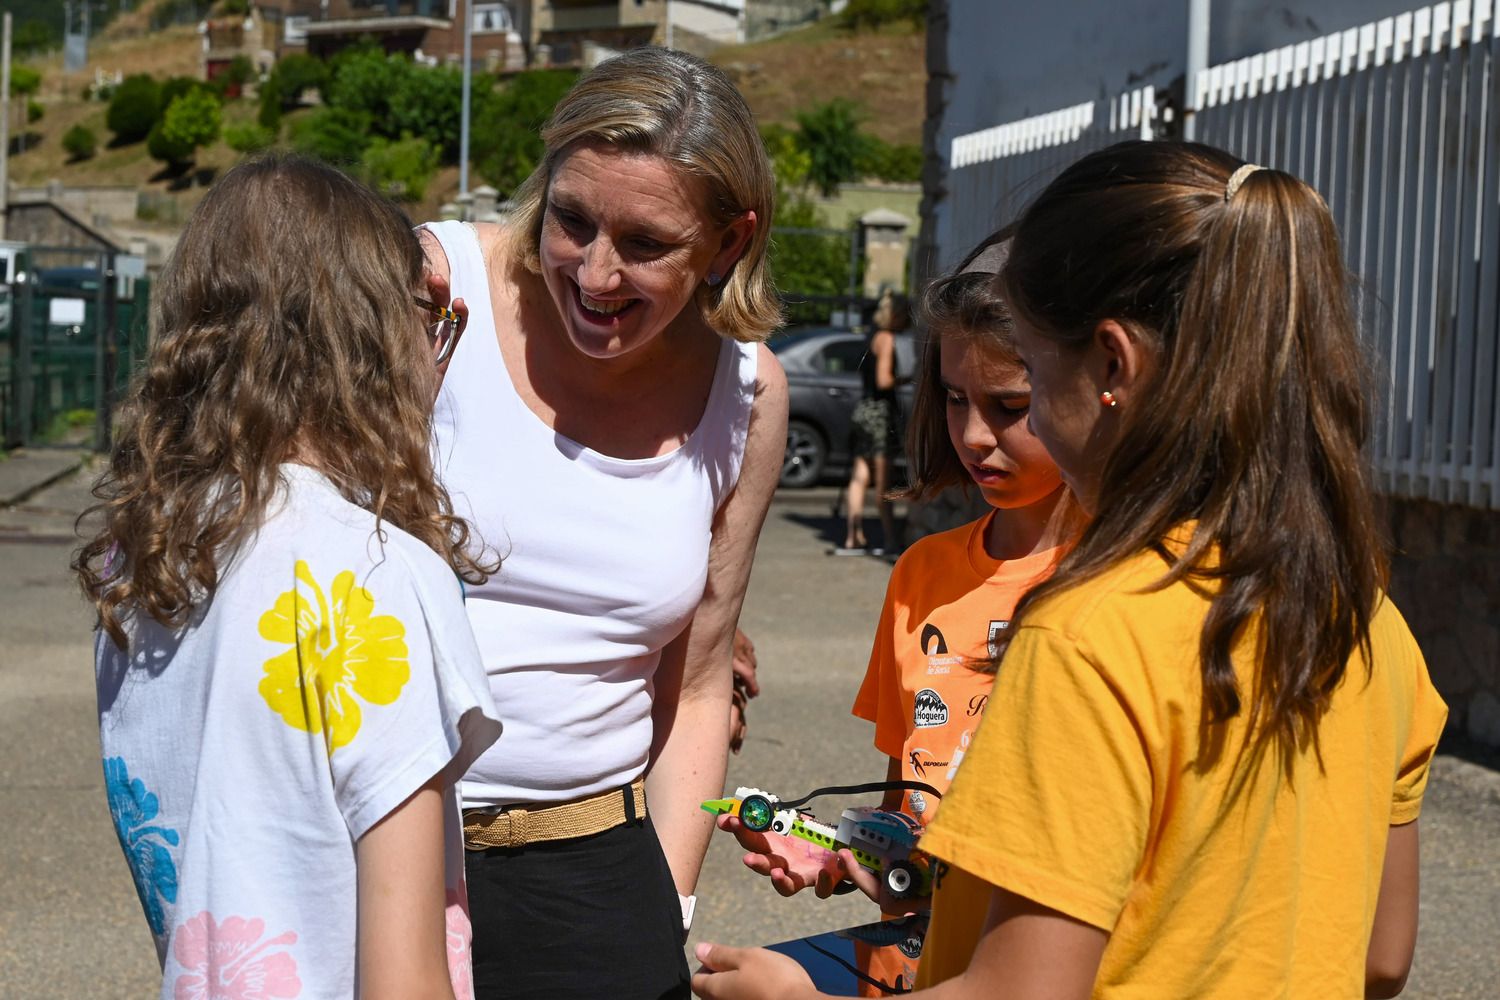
[702,781,942,899]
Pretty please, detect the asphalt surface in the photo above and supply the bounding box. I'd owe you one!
[1,471,1496,997]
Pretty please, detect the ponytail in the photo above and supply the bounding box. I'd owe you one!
[999,141,1386,762]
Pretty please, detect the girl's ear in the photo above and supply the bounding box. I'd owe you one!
[1093,319,1151,405]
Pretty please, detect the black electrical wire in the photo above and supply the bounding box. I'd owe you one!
[774,780,943,812]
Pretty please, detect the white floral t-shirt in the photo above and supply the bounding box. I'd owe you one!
[95,464,502,1000]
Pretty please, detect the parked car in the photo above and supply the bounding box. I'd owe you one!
[770,327,919,488]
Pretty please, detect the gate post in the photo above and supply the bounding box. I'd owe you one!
[97,251,118,452]
[16,266,33,446]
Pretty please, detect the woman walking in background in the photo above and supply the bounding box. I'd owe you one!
[837,291,911,556]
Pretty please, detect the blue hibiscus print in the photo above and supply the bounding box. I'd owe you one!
[103,757,180,936]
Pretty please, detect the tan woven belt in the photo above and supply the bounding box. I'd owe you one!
[463,778,646,850]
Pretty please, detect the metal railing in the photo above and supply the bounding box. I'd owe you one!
[946,86,1163,264]
[946,0,1500,511]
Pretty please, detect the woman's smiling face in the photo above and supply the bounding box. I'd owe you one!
[539,143,746,362]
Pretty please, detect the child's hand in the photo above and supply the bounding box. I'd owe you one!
[717,814,841,897]
[829,849,931,913]
[691,942,819,1000]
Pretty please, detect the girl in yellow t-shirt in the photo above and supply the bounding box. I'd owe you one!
[717,229,1075,993]
[693,142,1447,1000]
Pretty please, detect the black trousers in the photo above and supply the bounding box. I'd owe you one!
[466,814,691,1000]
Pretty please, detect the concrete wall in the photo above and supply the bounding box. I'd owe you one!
[1389,499,1500,746]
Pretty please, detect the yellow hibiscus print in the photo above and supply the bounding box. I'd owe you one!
[257,560,411,753]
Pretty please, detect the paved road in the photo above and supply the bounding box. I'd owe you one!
[1,472,1496,997]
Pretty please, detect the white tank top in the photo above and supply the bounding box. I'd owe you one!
[426,220,758,809]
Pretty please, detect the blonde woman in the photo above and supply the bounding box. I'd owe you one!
[420,46,788,998]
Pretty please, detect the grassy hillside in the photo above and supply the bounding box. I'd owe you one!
[712,20,925,147]
[4,8,924,224]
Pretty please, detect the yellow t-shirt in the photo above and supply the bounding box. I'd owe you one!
[915,543,1448,997]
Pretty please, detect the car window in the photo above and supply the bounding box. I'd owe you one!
[818,339,867,375]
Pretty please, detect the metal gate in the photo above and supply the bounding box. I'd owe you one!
[769,223,872,328]
[946,0,1500,510]
[1,246,150,451]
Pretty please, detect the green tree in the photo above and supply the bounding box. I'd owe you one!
[14,19,60,57]
[856,137,922,183]
[839,0,927,31]
[361,135,440,201]
[291,106,374,165]
[209,55,256,99]
[224,121,275,154]
[389,67,465,161]
[794,98,871,197]
[269,53,328,107]
[472,69,578,194]
[107,74,162,144]
[150,88,222,167]
[769,197,854,326]
[326,44,410,122]
[8,65,43,153]
[63,124,98,161]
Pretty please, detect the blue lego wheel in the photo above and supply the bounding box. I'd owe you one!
[739,794,775,832]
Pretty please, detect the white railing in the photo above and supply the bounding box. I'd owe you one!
[1194,0,1500,509]
[945,1,1500,510]
[945,85,1161,270]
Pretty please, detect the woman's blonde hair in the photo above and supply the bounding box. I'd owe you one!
[505,45,782,341]
[75,154,493,648]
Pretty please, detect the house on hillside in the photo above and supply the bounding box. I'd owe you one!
[920,0,1500,748]
[254,1,526,70]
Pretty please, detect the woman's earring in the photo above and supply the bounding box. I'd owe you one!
[706,272,722,287]
[1100,390,1118,408]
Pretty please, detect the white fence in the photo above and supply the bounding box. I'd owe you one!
[947,1,1500,510]
[945,86,1162,262]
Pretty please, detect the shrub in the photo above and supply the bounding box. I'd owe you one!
[63,124,98,160]
[389,66,465,161]
[160,76,208,110]
[361,135,440,201]
[14,19,59,58]
[149,88,222,166]
[839,0,927,31]
[794,98,871,197]
[268,53,328,108]
[291,107,374,165]
[472,69,578,194]
[326,44,409,121]
[107,75,162,143]
[7,65,41,99]
[224,121,275,154]
[27,101,44,124]
[770,197,855,325]
[147,121,194,167]
[210,55,256,99]
[856,138,922,183]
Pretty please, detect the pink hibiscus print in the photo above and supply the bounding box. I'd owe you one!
[172,911,300,1000]
[446,888,475,1000]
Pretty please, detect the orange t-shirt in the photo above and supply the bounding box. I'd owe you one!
[852,511,1060,826]
[849,513,1059,994]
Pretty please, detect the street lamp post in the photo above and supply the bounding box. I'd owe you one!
[459,0,473,217]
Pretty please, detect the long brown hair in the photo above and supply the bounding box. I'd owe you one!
[902,229,1015,502]
[75,154,493,648]
[1000,141,1386,760]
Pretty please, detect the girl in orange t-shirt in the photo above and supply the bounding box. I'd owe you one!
[717,229,1076,993]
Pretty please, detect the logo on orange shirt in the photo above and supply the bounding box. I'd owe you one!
[920,624,948,655]
[914,688,949,727]
[987,619,1010,658]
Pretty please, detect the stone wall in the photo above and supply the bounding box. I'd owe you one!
[1388,497,1500,747]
